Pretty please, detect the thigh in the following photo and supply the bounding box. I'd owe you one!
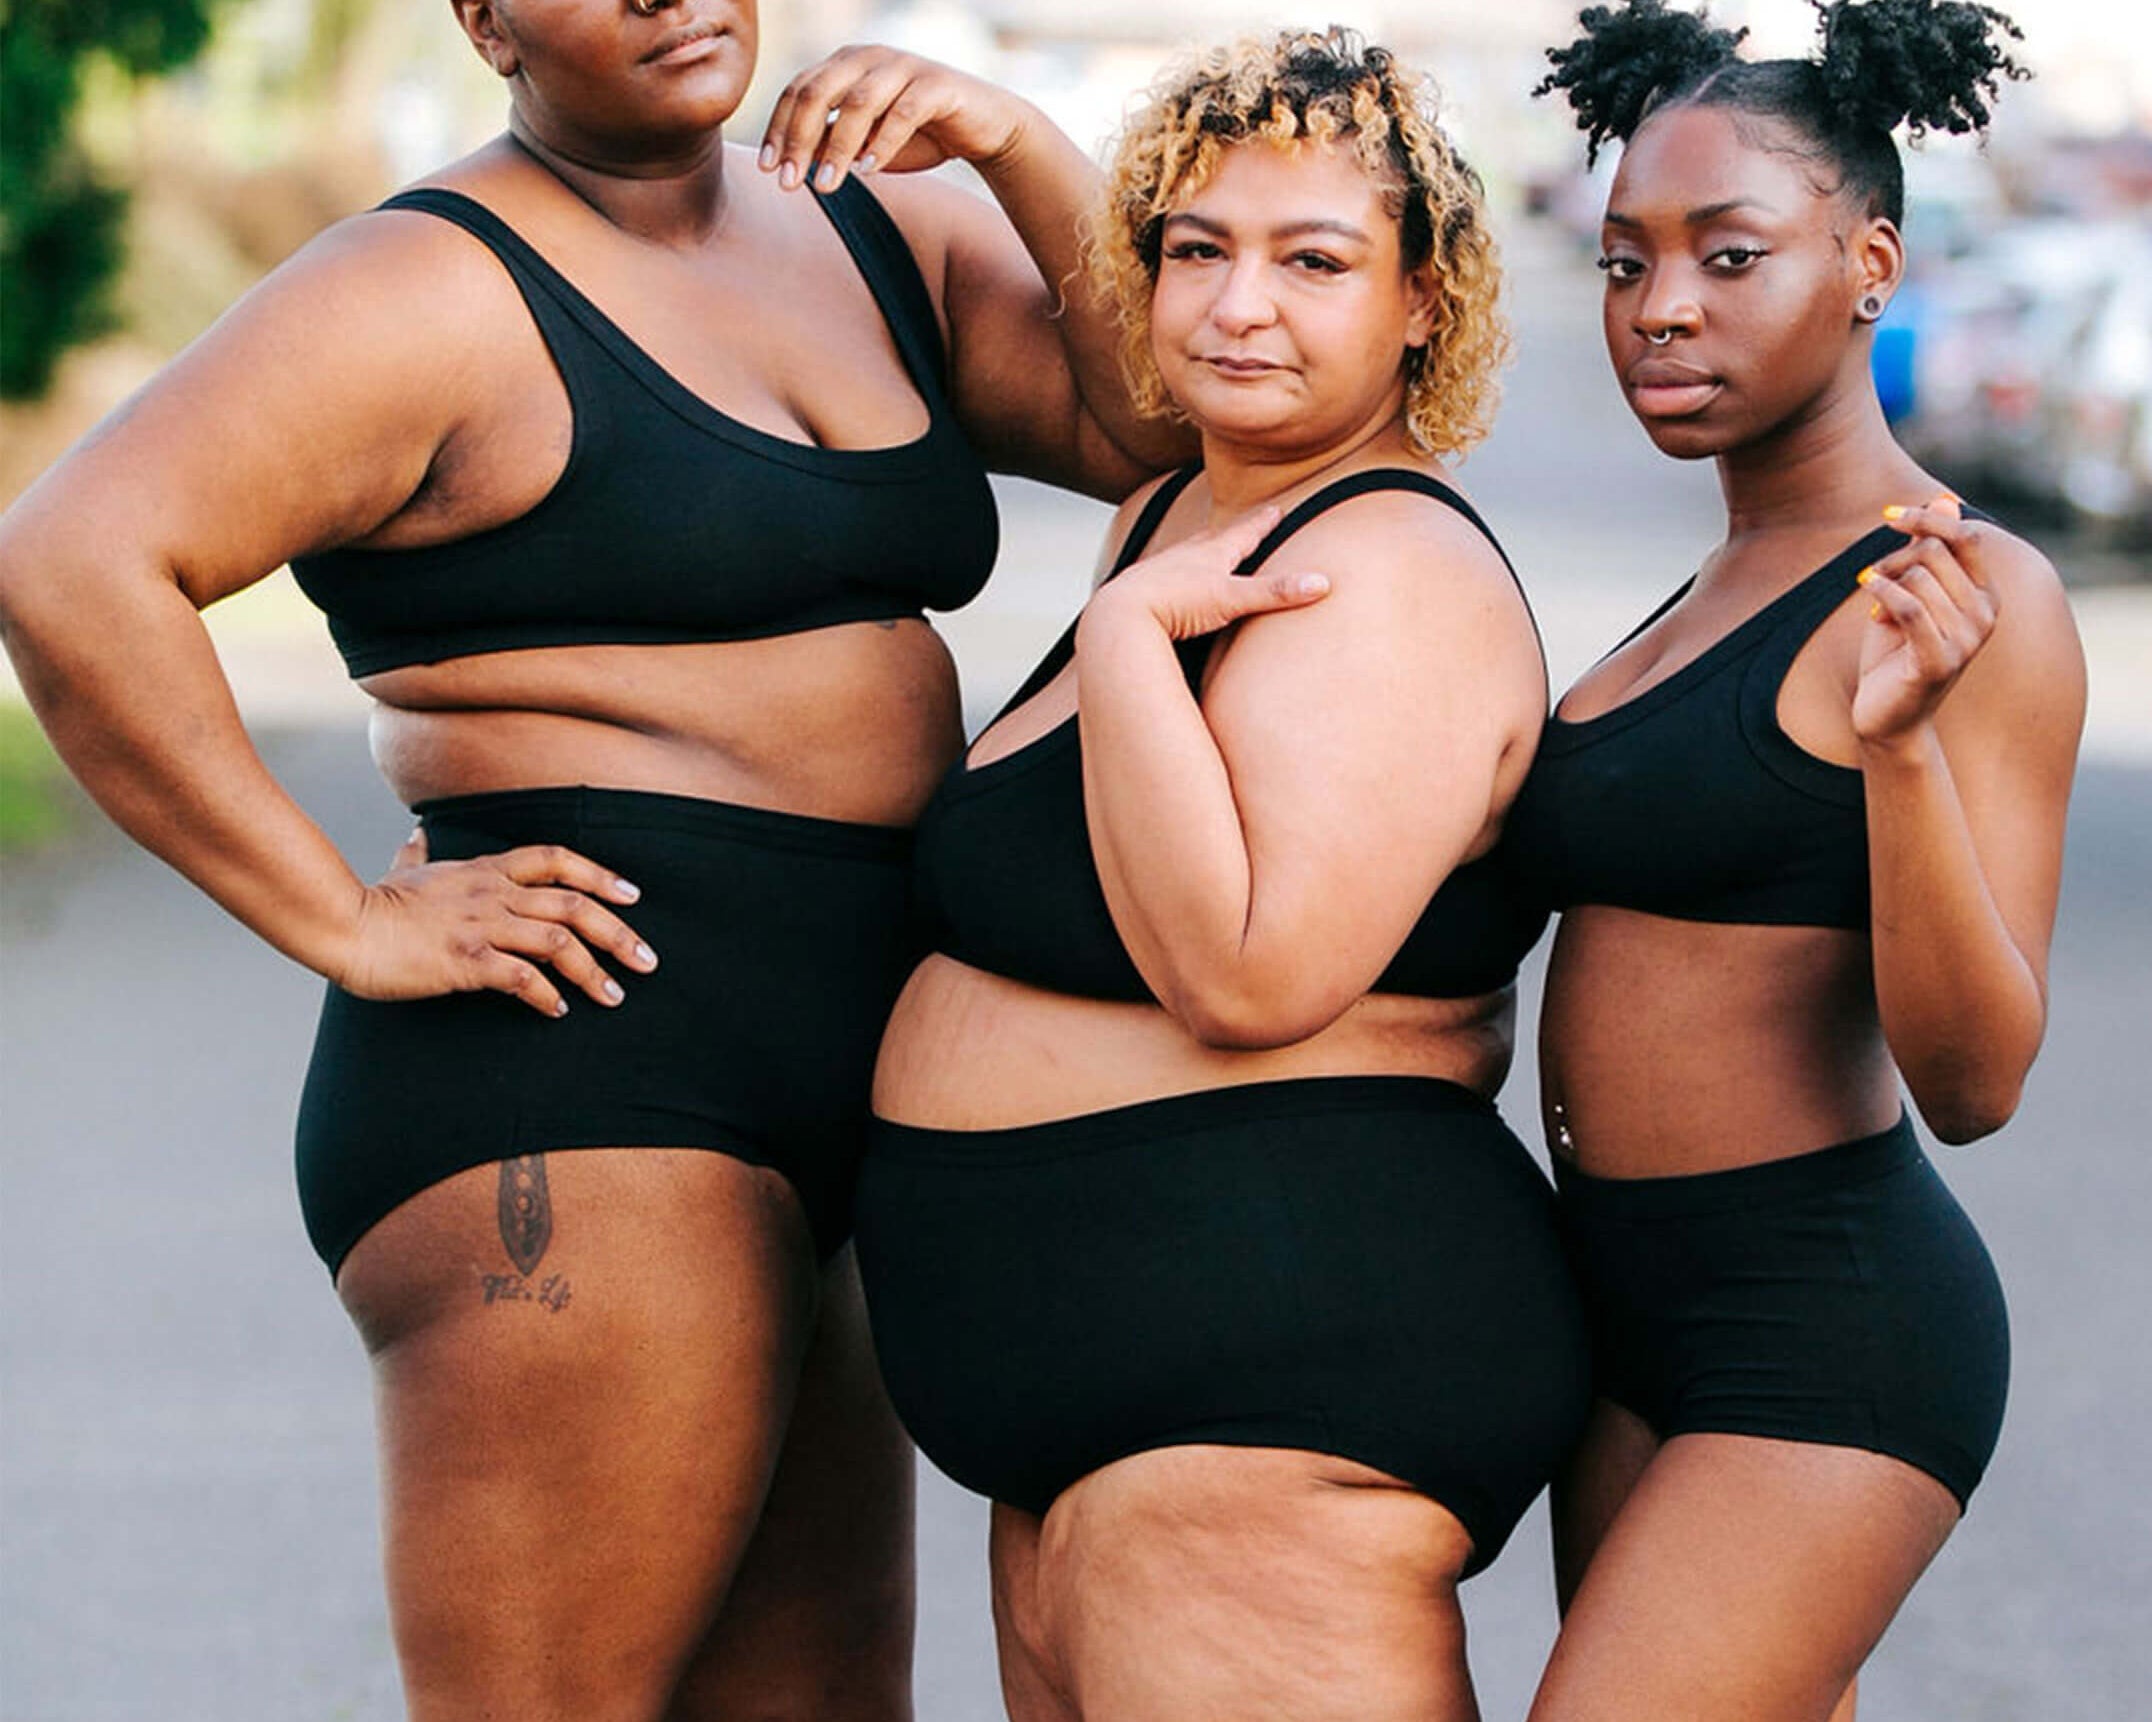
[1528,1432,1961,1722]
[1548,1396,1660,1610]
[990,1504,1081,1722]
[665,1244,917,1722]
[338,1145,821,1722]
[1036,1445,1480,1722]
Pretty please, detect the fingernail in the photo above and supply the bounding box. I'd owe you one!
[815,162,838,191]
[634,942,658,970]
[1937,489,1961,504]
[856,153,877,173]
[611,877,640,902]
[1298,573,1330,597]
[759,143,777,171]
[554,999,570,1018]
[602,978,624,1004]
[1882,505,1907,521]
[1870,601,1883,619]
[779,160,799,189]
[1856,566,1877,586]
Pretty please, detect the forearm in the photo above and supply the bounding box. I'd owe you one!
[1075,603,1320,1044]
[1862,726,2046,1139]
[3,564,366,978]
[973,108,1189,471]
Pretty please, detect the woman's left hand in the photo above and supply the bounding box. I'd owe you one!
[760,47,1034,192]
[1852,494,2002,749]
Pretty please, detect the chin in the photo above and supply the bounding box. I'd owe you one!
[1635,417,1734,462]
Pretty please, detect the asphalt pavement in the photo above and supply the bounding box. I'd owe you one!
[4,222,2149,1718]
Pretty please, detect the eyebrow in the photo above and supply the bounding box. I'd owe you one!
[1603,198,1777,229]
[1163,212,1373,244]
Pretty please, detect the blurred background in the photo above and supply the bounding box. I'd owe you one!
[3,3,2148,1718]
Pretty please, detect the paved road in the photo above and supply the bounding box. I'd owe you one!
[5,226,2149,1717]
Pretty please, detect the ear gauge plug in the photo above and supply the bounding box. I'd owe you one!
[1858,293,1886,322]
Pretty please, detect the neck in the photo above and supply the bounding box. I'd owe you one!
[508,110,730,245]
[1713,354,1923,542]
[1197,398,1415,519]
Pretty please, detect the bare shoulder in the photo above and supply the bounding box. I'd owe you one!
[1947,517,2086,745]
[1964,518,2082,672]
[1088,469,1192,587]
[1261,477,1526,626]
[828,169,977,296]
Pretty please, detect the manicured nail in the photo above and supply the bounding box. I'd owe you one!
[856,152,877,173]
[1297,573,1330,597]
[554,999,570,1018]
[634,942,658,970]
[815,161,839,191]
[1882,505,1907,521]
[1870,602,1883,619]
[779,159,800,189]
[1856,566,1877,586]
[759,142,777,171]
[610,877,640,902]
[1937,489,1961,504]
[602,978,624,1004]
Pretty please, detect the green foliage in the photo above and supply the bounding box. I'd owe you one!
[0,701,72,852]
[0,0,225,399]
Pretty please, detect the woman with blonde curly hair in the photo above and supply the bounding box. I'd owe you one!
[853,29,1588,1717]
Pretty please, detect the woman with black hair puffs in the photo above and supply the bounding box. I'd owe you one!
[1516,3,2084,1718]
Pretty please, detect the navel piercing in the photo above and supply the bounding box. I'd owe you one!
[1646,328,1674,346]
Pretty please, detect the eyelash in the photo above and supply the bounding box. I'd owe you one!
[1159,241,1347,274]
[1594,247,1769,281]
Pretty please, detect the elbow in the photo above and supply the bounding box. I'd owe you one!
[1910,1070,2026,1146]
[1162,974,1352,1052]
[1920,1094,2020,1146]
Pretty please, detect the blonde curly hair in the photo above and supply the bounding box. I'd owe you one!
[1086,27,1509,457]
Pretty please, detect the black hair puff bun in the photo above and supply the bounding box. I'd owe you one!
[1813,0,2029,141]
[1534,0,1747,164]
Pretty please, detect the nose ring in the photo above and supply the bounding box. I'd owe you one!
[628,0,661,15]
[1645,328,1674,346]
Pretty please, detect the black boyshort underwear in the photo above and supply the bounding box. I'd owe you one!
[296,785,916,1273]
[856,1076,1592,1576]
[1555,1114,2009,1508]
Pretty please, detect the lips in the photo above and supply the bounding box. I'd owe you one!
[641,20,723,65]
[1625,355,1722,418]
[1199,354,1288,378]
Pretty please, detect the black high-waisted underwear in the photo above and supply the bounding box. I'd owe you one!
[296,785,915,1272]
[1555,1114,2009,1508]
[856,1076,1592,1576]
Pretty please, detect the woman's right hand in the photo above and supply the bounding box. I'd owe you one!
[337,831,656,1018]
[759,46,1037,192]
[1082,505,1331,644]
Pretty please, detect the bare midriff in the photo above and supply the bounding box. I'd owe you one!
[361,618,963,827]
[872,956,1516,1132]
[1537,905,1903,1180]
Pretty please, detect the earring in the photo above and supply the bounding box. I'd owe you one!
[1858,293,1886,322]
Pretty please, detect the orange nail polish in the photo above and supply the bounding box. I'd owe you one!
[1881,505,1907,521]
[1856,566,1877,586]
[1870,601,1883,619]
